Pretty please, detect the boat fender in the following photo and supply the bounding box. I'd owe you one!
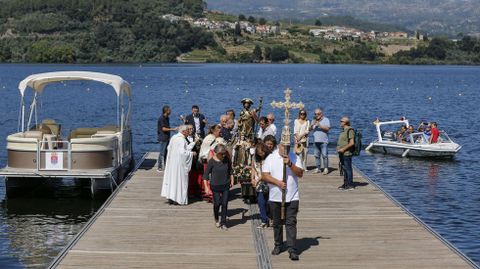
[402,149,410,158]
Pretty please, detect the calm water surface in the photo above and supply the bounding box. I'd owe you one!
[0,64,479,267]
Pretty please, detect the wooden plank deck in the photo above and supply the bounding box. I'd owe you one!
[52,152,475,269]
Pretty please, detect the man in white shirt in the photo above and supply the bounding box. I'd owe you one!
[267,113,277,135]
[262,136,304,261]
[257,116,276,140]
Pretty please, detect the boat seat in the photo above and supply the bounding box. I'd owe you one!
[100,125,119,132]
[42,119,61,136]
[69,128,100,140]
[30,123,52,134]
[96,130,116,135]
[23,130,44,140]
[68,126,120,140]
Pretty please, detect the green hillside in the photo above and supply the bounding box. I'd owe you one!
[0,1,479,65]
[0,0,217,63]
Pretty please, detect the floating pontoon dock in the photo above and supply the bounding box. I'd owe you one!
[49,152,477,269]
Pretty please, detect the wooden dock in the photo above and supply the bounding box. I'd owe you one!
[50,152,476,269]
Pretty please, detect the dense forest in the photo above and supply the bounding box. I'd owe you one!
[0,0,217,63]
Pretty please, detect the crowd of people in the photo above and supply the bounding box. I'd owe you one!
[157,103,357,261]
[396,121,440,144]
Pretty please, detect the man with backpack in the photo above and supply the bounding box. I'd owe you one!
[337,116,356,190]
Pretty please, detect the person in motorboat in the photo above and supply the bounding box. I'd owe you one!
[402,125,415,143]
[396,125,407,142]
[424,124,432,140]
[429,122,440,144]
[417,121,428,132]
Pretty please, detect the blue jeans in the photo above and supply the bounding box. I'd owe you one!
[157,141,168,169]
[314,142,329,170]
[257,191,269,224]
[339,154,353,186]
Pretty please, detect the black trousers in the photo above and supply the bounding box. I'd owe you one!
[270,200,299,252]
[213,189,229,225]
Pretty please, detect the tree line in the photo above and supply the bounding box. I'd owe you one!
[390,36,480,64]
[0,0,217,63]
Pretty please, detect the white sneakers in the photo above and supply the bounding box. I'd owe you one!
[312,168,329,175]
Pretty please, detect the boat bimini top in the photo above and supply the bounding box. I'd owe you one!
[17,71,132,133]
[18,71,131,97]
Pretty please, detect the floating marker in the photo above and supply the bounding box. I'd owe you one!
[428,96,432,100]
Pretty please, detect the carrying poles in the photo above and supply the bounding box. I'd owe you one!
[271,88,304,220]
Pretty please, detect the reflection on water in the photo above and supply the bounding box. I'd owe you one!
[0,183,105,268]
[427,163,439,196]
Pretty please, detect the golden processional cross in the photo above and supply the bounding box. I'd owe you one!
[271,88,305,147]
[271,88,304,220]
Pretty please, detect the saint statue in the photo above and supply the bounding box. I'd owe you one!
[237,98,261,141]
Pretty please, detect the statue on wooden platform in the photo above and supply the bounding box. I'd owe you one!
[233,97,262,203]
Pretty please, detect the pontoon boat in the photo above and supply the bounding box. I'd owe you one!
[0,71,134,197]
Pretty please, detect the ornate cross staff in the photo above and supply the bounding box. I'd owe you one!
[271,88,304,220]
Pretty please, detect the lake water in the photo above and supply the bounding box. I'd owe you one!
[0,64,479,268]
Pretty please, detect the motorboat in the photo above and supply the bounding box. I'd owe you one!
[365,119,461,158]
[0,71,134,197]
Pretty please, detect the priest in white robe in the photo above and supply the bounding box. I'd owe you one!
[161,125,196,205]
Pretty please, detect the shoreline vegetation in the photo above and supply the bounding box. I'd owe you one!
[0,0,479,65]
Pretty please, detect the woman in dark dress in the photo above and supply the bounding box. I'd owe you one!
[203,144,234,230]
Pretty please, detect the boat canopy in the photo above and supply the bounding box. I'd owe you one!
[18,71,131,98]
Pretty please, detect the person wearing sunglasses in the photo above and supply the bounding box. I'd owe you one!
[309,108,330,175]
[294,109,310,170]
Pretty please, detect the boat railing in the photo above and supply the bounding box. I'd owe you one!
[7,133,119,171]
[37,140,71,171]
[438,131,453,143]
[410,132,428,144]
